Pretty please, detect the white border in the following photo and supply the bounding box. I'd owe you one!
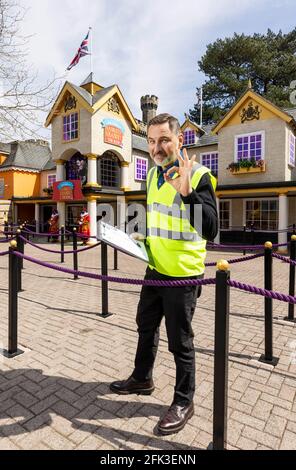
[234,130,265,162]
[242,197,278,230]
[219,199,232,231]
[134,156,148,182]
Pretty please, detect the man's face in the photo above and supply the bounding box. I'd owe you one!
[147,122,183,167]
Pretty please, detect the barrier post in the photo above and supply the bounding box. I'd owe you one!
[19,225,25,270]
[2,241,24,358]
[285,235,296,323]
[251,223,255,246]
[113,248,118,270]
[73,228,78,280]
[259,241,279,365]
[16,230,23,292]
[99,242,112,317]
[212,259,230,451]
[243,225,246,256]
[293,223,296,236]
[60,225,65,264]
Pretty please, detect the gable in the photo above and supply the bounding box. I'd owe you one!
[45,82,93,127]
[212,90,294,134]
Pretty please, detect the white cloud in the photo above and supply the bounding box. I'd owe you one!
[17,0,296,133]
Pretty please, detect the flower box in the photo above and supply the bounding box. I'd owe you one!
[230,162,266,174]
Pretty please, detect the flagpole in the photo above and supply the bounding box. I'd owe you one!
[89,26,93,75]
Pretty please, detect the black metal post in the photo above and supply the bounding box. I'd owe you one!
[259,242,278,365]
[15,231,23,292]
[99,242,112,317]
[293,223,296,236]
[73,228,78,280]
[285,235,296,322]
[243,225,246,256]
[212,260,230,451]
[60,226,65,264]
[2,242,24,358]
[251,223,255,246]
[19,226,24,270]
[113,248,118,270]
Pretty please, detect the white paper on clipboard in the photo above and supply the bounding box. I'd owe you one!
[98,221,155,266]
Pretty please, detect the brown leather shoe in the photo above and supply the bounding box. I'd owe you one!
[110,375,155,395]
[157,402,194,435]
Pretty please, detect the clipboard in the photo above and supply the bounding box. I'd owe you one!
[98,221,155,266]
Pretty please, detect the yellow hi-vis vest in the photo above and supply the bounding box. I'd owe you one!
[146,163,217,277]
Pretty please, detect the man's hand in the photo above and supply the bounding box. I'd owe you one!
[164,148,196,196]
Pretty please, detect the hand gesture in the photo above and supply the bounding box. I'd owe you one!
[164,147,196,196]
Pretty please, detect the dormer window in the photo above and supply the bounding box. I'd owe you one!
[183,129,195,146]
[63,112,79,141]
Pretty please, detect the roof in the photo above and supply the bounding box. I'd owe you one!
[0,142,11,154]
[0,140,54,171]
[132,134,148,153]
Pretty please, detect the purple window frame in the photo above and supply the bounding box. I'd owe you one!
[236,133,263,161]
[63,112,79,141]
[183,130,195,146]
[201,153,218,176]
[135,157,148,181]
[47,175,56,188]
[289,133,295,167]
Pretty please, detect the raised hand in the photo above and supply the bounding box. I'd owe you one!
[164,147,196,196]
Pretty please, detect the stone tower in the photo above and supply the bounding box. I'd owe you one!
[140,95,159,124]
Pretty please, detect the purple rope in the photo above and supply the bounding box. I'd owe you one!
[227,279,296,304]
[0,251,9,256]
[23,227,59,237]
[205,252,264,267]
[12,250,215,287]
[272,252,296,266]
[20,235,101,254]
[208,241,289,250]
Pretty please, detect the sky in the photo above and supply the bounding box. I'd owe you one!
[17,0,296,139]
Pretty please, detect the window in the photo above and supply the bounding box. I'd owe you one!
[245,199,278,231]
[220,200,231,229]
[289,132,295,167]
[47,174,56,188]
[201,152,218,177]
[63,112,79,141]
[66,154,87,184]
[235,132,264,162]
[183,129,195,146]
[135,157,148,181]
[100,152,120,188]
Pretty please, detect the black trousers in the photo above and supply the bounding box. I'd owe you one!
[133,267,202,406]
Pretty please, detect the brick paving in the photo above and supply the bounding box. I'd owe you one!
[0,238,296,450]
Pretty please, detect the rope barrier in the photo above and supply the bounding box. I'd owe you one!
[207,241,289,250]
[0,251,9,256]
[205,252,264,267]
[12,250,215,287]
[19,235,101,254]
[227,279,296,304]
[272,252,296,266]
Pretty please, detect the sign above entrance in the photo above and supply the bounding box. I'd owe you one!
[101,118,125,147]
[52,180,84,201]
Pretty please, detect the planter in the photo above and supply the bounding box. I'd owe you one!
[230,162,266,175]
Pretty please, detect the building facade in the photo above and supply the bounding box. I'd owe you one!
[182,85,296,251]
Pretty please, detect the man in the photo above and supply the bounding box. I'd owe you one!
[110,113,218,435]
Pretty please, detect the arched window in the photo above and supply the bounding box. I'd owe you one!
[65,153,87,184]
[99,152,120,188]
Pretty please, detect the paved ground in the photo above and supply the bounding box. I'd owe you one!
[0,237,296,450]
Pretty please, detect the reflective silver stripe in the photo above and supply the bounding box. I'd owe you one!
[147,227,200,241]
[146,167,157,193]
[147,202,183,217]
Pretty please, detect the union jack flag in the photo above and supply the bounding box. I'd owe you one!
[67,30,90,71]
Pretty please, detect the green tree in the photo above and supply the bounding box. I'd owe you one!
[189,29,296,125]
